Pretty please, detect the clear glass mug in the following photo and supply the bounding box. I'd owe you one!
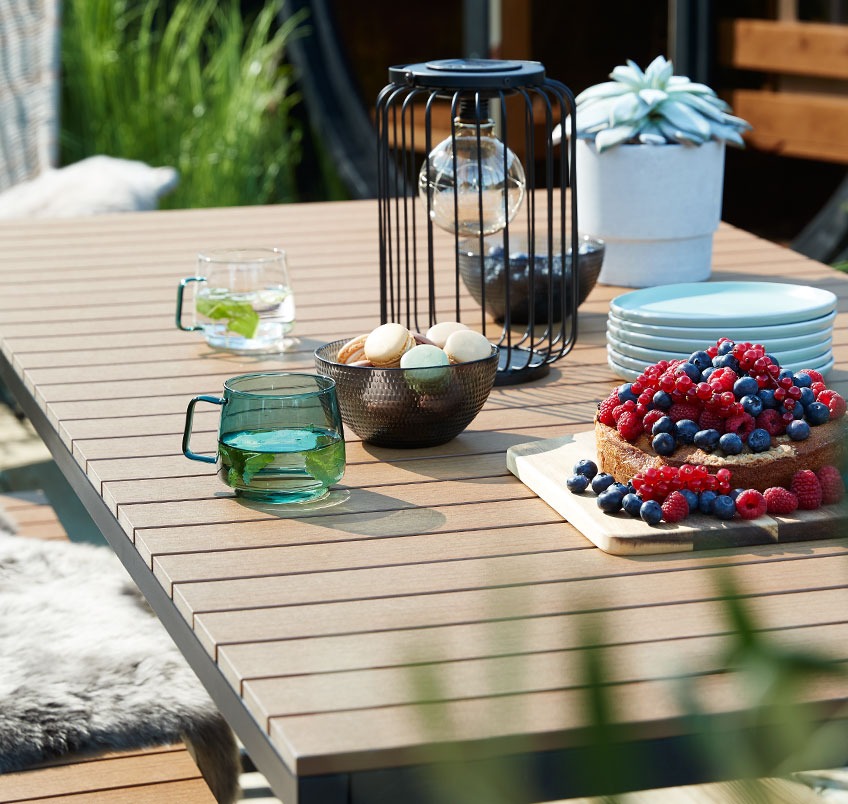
[183,373,345,504]
[176,248,295,353]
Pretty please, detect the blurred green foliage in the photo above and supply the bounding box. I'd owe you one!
[60,0,306,208]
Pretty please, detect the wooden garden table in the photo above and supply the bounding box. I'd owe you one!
[0,200,845,803]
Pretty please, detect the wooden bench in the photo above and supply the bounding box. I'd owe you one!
[0,491,219,804]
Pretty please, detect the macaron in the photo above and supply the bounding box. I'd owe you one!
[425,321,469,349]
[443,329,493,364]
[400,344,451,392]
[364,323,415,368]
[336,333,369,364]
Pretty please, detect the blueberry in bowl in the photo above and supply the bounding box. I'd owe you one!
[458,232,604,324]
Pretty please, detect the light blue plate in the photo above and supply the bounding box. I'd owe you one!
[610,282,837,327]
[607,330,833,365]
[608,353,835,382]
[606,317,834,354]
[606,309,837,340]
[607,344,834,377]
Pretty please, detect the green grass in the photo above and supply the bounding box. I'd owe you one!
[60,0,306,208]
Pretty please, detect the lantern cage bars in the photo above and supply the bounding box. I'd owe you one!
[376,58,579,385]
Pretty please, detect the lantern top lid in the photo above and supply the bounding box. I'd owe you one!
[387,58,546,90]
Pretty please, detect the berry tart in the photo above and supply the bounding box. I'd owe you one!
[594,338,847,493]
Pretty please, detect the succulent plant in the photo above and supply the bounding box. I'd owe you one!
[574,56,751,152]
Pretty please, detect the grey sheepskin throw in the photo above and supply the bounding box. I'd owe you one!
[0,528,239,802]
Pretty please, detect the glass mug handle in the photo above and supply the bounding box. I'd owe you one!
[182,395,224,463]
[176,276,207,331]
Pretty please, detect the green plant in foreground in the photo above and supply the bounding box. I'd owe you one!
[60,0,305,208]
[575,55,751,152]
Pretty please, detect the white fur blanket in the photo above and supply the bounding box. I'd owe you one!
[0,156,179,219]
[0,527,238,802]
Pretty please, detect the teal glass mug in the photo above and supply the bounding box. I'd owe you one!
[183,373,345,503]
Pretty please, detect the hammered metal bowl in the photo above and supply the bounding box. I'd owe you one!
[315,339,498,448]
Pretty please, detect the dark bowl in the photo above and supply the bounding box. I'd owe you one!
[458,233,604,324]
[315,339,498,448]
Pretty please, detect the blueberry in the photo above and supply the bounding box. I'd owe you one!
[786,419,811,441]
[701,366,716,382]
[719,432,744,455]
[622,492,644,517]
[716,340,735,356]
[798,387,816,408]
[639,499,663,525]
[617,383,638,404]
[793,372,812,388]
[573,458,598,479]
[747,428,771,453]
[612,482,630,495]
[679,362,702,382]
[597,488,625,513]
[740,394,763,417]
[651,416,676,436]
[675,419,699,445]
[805,401,830,426]
[712,353,739,371]
[652,390,672,410]
[713,494,736,519]
[729,487,745,502]
[566,474,590,493]
[680,489,699,513]
[733,376,759,398]
[778,368,794,383]
[591,472,616,494]
[652,432,676,456]
[758,389,778,409]
[698,490,718,514]
[694,428,720,451]
[688,350,712,371]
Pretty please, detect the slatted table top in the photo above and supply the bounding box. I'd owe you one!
[1,201,846,803]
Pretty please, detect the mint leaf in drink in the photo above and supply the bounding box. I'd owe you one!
[197,296,260,339]
[219,442,274,486]
[304,434,345,485]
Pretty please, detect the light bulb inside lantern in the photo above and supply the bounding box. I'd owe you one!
[418,102,525,237]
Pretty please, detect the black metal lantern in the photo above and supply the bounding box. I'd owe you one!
[376,58,579,385]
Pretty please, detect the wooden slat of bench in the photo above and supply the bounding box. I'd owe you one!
[0,491,68,541]
[721,18,848,79]
[0,744,216,804]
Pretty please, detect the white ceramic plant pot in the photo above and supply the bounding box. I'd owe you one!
[575,138,726,288]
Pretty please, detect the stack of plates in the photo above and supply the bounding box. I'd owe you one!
[607,282,837,381]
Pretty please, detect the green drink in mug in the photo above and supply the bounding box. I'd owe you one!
[183,373,345,503]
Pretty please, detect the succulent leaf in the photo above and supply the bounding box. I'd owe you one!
[659,100,713,139]
[574,56,751,149]
[595,124,641,152]
[610,93,646,126]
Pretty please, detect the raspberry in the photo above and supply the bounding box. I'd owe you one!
[764,487,799,515]
[735,489,767,520]
[797,368,824,385]
[661,490,690,523]
[755,408,785,437]
[616,410,643,442]
[816,466,845,505]
[817,390,847,420]
[598,394,619,425]
[612,400,636,422]
[790,470,823,510]
[697,409,724,432]
[723,412,755,439]
[668,401,701,423]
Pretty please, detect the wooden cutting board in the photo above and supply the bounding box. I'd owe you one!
[506,430,848,556]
